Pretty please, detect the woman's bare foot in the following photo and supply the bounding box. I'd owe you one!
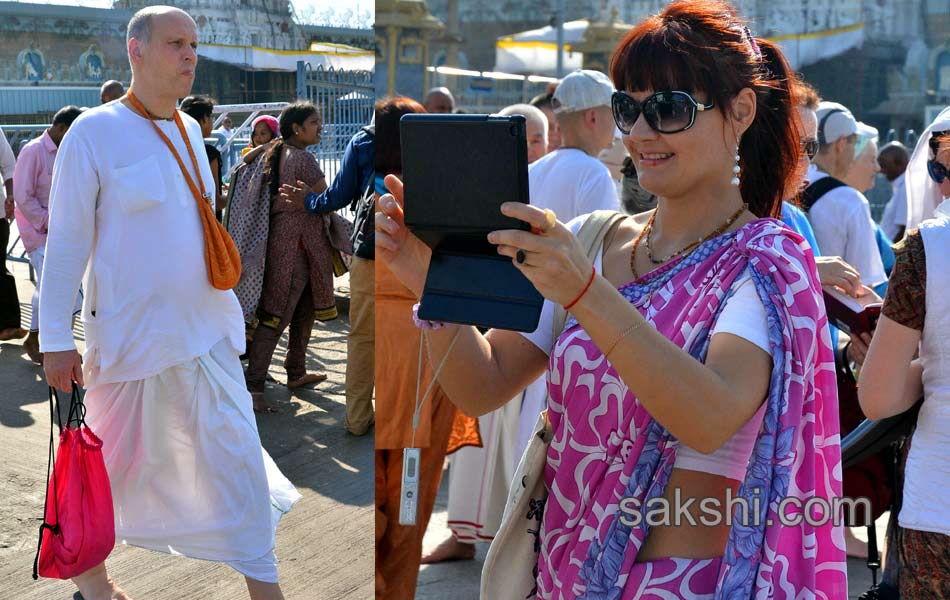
[420,535,476,564]
[286,372,327,390]
[251,392,278,414]
[845,527,869,559]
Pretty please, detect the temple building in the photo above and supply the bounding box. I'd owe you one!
[0,1,372,123]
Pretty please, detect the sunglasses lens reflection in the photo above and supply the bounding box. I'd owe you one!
[612,92,698,135]
[649,94,691,133]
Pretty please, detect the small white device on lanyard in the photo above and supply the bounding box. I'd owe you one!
[399,447,421,526]
[399,328,461,527]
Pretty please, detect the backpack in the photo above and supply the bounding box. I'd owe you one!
[799,175,847,212]
[350,124,375,260]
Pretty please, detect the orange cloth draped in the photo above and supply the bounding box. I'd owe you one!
[126,92,241,290]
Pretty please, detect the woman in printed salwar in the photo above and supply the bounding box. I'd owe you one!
[243,102,335,411]
[375,1,846,598]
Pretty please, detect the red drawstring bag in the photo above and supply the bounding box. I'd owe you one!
[32,385,115,580]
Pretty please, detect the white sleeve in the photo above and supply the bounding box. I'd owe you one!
[710,269,771,353]
[576,165,620,216]
[807,199,846,259]
[39,126,99,352]
[0,128,16,184]
[843,195,887,287]
[520,215,599,354]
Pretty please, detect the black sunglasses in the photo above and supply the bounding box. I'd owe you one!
[611,90,714,135]
[927,158,948,184]
[802,139,819,161]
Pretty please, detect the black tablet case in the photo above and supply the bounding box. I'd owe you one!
[400,114,542,332]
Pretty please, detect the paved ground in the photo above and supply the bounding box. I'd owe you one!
[417,465,889,600]
[0,259,373,600]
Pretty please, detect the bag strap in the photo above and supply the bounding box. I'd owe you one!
[33,387,65,579]
[800,176,847,212]
[550,210,627,342]
[125,92,241,290]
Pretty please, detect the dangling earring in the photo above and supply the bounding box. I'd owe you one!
[731,142,741,187]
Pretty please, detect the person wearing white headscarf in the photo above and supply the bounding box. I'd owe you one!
[905,106,950,231]
[859,125,950,597]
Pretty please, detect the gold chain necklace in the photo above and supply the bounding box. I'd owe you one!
[630,203,748,281]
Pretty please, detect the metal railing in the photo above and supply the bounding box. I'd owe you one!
[210,102,290,178]
[295,62,373,185]
[2,124,49,156]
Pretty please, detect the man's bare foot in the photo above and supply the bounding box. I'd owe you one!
[0,327,27,340]
[72,563,132,600]
[420,535,476,564]
[24,331,43,364]
[78,582,132,600]
[845,527,869,559]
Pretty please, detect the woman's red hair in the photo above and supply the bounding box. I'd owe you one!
[609,0,800,217]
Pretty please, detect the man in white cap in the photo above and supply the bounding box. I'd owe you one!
[803,101,887,292]
[527,69,619,219]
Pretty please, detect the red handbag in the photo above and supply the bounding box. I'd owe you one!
[32,385,115,580]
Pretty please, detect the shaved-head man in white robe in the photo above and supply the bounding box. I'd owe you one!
[40,7,299,600]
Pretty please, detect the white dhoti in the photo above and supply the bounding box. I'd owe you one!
[83,337,301,583]
[446,396,519,541]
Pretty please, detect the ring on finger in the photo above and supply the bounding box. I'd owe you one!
[516,249,527,264]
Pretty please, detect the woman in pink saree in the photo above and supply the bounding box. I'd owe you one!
[375,1,847,597]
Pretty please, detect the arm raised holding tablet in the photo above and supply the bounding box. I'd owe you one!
[375,173,550,417]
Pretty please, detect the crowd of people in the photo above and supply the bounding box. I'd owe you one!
[373,0,949,598]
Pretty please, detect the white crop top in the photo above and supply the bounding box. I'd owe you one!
[675,268,770,481]
[522,215,772,481]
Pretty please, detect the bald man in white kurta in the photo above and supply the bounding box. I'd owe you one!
[39,99,300,582]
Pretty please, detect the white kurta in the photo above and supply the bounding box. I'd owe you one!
[39,101,300,581]
[39,101,245,383]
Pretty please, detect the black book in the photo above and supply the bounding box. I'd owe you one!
[400,113,542,332]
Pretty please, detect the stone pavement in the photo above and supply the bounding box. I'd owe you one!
[0,259,373,600]
[417,465,889,600]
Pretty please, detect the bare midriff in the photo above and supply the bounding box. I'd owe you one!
[634,468,741,561]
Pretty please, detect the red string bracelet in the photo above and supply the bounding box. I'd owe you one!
[564,265,596,310]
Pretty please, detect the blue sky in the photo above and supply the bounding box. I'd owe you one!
[9,0,373,28]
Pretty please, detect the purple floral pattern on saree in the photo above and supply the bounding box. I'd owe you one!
[536,218,847,599]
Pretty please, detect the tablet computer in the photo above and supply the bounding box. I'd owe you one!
[399,113,542,332]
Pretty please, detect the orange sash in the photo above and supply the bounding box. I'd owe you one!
[126,91,241,290]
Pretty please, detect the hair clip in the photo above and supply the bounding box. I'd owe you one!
[742,26,763,63]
